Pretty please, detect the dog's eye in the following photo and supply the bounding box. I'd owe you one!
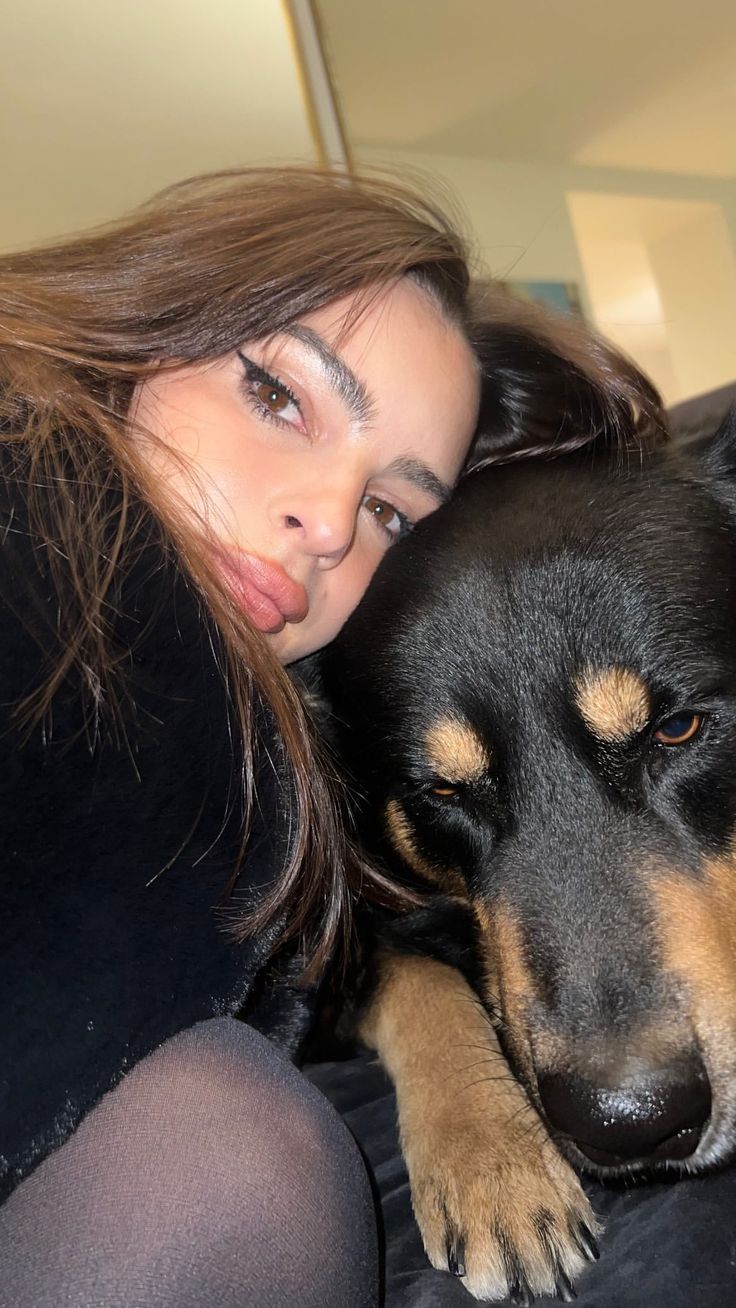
[653,711,703,745]
[430,782,460,801]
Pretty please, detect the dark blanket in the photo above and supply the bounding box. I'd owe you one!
[307,1052,736,1307]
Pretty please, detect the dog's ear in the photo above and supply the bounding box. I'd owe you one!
[465,317,667,471]
[697,406,736,480]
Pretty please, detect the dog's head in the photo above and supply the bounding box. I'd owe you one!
[323,410,736,1179]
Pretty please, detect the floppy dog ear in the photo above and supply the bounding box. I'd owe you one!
[697,406,736,481]
[465,308,667,471]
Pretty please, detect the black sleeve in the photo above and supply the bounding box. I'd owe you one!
[0,481,287,1201]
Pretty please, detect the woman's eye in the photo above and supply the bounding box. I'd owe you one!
[363,494,412,543]
[653,711,704,746]
[237,351,302,428]
[254,380,293,415]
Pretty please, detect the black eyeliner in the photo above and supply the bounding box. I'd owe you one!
[236,351,300,411]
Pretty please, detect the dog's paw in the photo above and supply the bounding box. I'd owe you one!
[406,1109,599,1302]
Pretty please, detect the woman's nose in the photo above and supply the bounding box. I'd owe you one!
[278,491,357,565]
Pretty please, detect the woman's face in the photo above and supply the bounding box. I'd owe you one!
[132,279,479,663]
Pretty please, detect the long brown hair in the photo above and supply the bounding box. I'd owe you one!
[0,167,668,974]
[0,167,478,976]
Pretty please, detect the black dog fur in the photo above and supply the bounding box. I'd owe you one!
[315,409,736,1299]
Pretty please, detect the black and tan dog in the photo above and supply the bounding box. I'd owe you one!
[319,411,736,1301]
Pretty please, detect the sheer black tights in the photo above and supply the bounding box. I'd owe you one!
[0,1018,378,1307]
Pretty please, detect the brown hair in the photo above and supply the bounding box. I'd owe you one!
[0,167,476,976]
[0,166,668,974]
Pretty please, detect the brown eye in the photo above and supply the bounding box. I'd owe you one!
[431,782,460,800]
[364,496,391,522]
[362,495,411,543]
[237,352,302,427]
[653,712,703,746]
[255,381,291,413]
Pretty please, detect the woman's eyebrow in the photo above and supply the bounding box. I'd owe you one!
[285,324,375,426]
[284,324,451,505]
[386,457,452,506]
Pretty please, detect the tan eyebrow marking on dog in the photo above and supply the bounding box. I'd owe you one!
[384,799,466,896]
[424,715,489,782]
[574,666,651,741]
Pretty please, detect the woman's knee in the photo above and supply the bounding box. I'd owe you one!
[151,1019,378,1274]
[0,1018,378,1308]
[129,1017,371,1202]
[129,1019,379,1304]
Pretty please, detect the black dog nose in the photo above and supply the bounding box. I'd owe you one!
[538,1054,711,1168]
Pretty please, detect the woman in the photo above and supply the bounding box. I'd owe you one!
[0,168,664,1308]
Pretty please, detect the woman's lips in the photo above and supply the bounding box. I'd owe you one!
[210,547,308,633]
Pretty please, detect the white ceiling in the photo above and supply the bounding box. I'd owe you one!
[317,0,736,179]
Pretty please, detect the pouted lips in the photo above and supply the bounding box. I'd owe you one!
[210,547,309,633]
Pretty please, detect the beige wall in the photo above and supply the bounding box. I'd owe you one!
[359,144,736,283]
[569,231,678,401]
[1,0,317,252]
[567,193,736,404]
[358,144,736,403]
[647,208,736,402]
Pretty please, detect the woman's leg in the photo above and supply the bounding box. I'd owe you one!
[0,1018,378,1308]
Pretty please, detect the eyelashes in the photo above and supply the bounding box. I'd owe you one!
[363,494,413,543]
[236,352,302,428]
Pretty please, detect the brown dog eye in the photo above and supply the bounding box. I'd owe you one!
[431,783,459,800]
[653,712,703,745]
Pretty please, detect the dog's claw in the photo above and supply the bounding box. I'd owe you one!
[555,1270,577,1302]
[575,1221,600,1263]
[446,1236,466,1277]
[509,1276,535,1306]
